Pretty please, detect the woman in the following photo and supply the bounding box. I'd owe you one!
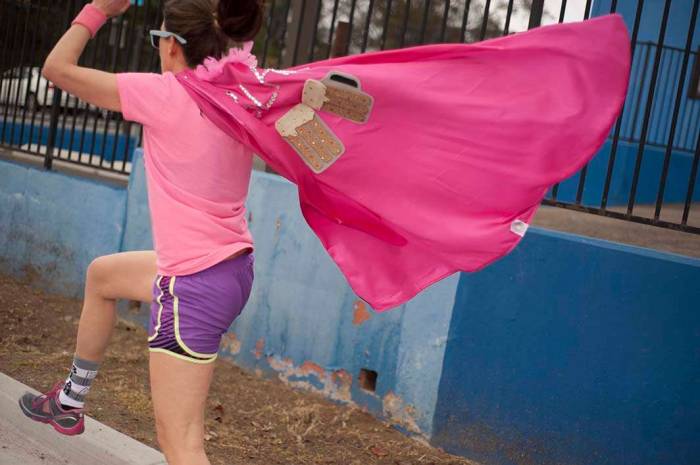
[17,1,261,464]
[17,1,629,461]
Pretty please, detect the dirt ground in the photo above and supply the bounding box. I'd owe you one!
[0,272,476,465]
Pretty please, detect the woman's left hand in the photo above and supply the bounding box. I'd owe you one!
[91,0,131,18]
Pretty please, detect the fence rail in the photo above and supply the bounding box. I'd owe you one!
[1,0,699,233]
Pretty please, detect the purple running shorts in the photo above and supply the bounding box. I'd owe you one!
[148,252,254,364]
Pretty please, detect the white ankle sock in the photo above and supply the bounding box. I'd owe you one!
[57,355,99,409]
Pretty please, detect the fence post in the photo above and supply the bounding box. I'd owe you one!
[528,0,545,29]
[43,88,61,170]
[330,21,350,58]
[280,0,321,67]
[44,0,76,170]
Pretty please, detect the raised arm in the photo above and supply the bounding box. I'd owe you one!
[42,0,131,112]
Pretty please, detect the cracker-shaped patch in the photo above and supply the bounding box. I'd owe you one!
[302,76,373,123]
[275,104,345,173]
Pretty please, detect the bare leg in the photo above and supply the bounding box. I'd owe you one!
[75,250,157,362]
[150,351,214,465]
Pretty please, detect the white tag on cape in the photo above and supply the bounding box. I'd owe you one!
[510,219,529,237]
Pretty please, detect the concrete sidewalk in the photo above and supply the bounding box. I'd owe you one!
[0,371,167,465]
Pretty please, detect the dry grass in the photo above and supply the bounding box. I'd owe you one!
[0,272,477,465]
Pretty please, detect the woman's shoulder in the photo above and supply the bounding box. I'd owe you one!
[117,71,179,94]
[117,71,189,127]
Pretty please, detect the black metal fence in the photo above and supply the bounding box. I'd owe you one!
[1,0,699,233]
[622,42,700,155]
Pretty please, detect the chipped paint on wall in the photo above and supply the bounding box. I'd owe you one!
[383,391,422,436]
[266,355,353,403]
[263,353,428,438]
[221,332,241,355]
[352,299,371,325]
[254,337,265,359]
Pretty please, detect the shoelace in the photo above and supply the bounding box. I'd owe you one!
[31,381,63,410]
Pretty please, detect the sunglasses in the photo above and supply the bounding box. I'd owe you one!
[149,29,187,49]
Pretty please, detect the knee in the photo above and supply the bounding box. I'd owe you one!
[86,255,111,293]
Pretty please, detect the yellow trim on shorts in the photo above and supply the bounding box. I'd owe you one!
[147,275,164,342]
[170,276,220,359]
[148,348,218,364]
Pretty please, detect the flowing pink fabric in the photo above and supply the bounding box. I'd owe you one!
[175,14,630,311]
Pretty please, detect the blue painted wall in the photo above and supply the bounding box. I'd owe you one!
[0,158,126,297]
[432,229,700,465]
[1,150,699,459]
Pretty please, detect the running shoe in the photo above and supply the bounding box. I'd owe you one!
[18,380,85,435]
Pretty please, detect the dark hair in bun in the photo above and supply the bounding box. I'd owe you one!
[217,0,263,42]
[163,0,263,68]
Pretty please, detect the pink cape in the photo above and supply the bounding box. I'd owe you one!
[175,14,630,311]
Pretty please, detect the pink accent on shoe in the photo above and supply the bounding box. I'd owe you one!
[30,381,63,410]
[51,391,85,435]
[20,380,85,435]
[50,415,85,436]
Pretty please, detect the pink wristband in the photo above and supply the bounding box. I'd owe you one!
[71,3,108,39]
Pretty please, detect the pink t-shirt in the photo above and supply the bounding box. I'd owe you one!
[117,71,254,276]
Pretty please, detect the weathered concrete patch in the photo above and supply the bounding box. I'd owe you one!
[264,354,426,439]
[383,391,422,436]
[253,337,265,359]
[352,299,371,325]
[267,355,353,403]
[221,332,241,355]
